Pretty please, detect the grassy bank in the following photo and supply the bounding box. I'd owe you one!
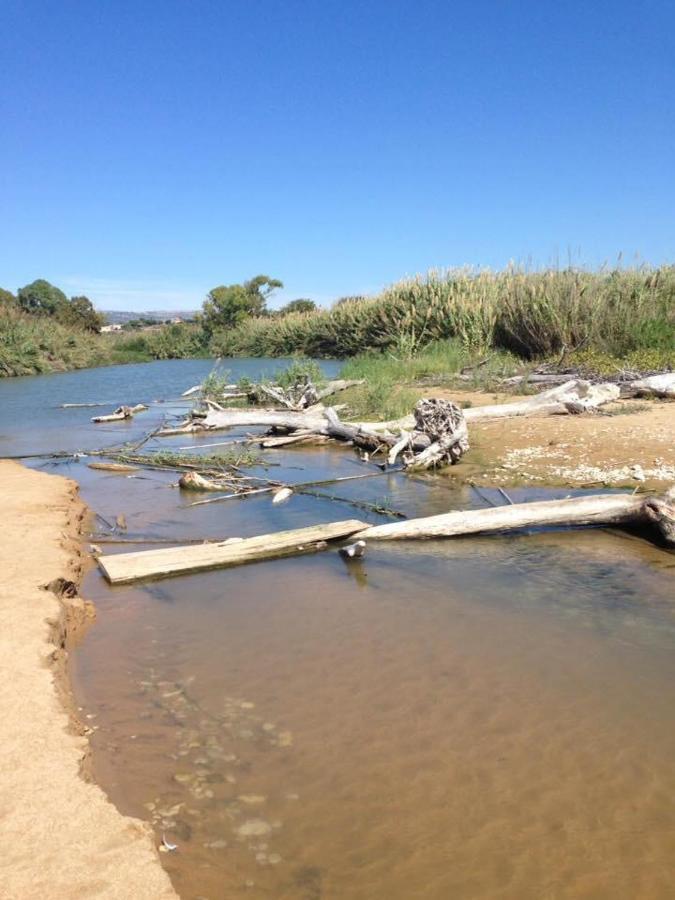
[2,267,673,378]
[0,308,206,376]
[210,267,674,360]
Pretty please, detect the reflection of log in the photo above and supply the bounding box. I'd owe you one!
[359,490,675,545]
[98,519,368,583]
[92,404,147,423]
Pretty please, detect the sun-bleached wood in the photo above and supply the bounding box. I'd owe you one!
[98,519,368,584]
[358,491,675,543]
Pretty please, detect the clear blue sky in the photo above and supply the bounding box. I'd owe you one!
[1,0,673,310]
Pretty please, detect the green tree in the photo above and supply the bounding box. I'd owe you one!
[56,295,105,332]
[201,275,283,333]
[0,288,17,306]
[279,298,316,315]
[17,279,68,316]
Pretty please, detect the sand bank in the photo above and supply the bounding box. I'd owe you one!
[0,461,176,899]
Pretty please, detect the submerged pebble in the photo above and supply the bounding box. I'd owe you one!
[235,819,272,838]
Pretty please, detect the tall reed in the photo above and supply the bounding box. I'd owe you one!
[209,266,675,360]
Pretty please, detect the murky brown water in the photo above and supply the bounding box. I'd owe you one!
[71,465,675,900]
[3,360,673,900]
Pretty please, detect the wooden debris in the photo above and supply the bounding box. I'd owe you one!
[403,398,469,469]
[97,519,368,583]
[355,381,621,433]
[272,487,293,504]
[624,373,675,399]
[358,489,675,545]
[247,378,364,411]
[88,462,140,473]
[339,540,366,559]
[178,471,240,492]
[91,404,148,423]
[60,402,110,408]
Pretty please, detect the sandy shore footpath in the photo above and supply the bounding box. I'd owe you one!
[0,461,176,899]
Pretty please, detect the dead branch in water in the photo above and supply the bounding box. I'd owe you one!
[91,404,148,423]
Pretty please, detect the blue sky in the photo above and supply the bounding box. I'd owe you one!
[1,0,673,310]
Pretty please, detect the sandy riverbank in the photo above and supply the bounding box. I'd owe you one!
[0,461,177,899]
[431,390,675,489]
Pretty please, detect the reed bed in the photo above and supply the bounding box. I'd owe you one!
[209,267,675,360]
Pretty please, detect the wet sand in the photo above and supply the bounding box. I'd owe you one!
[0,460,176,899]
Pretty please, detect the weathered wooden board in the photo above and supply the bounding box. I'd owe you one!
[98,519,368,584]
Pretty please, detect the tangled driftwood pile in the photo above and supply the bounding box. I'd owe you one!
[157,379,628,471]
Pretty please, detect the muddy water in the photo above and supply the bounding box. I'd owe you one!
[2,360,675,899]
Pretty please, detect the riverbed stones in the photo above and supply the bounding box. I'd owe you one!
[235,819,272,838]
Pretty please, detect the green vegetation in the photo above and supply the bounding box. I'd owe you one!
[0,305,109,376]
[200,275,283,334]
[2,267,673,378]
[16,279,104,332]
[210,267,674,360]
[338,339,519,420]
[274,358,325,390]
[114,448,262,470]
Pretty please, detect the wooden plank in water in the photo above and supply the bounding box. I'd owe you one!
[98,519,368,584]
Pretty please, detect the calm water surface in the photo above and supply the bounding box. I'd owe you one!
[1,359,674,900]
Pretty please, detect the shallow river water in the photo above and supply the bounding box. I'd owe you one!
[1,360,674,900]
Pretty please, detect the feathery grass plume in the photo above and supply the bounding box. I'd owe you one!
[210,266,675,361]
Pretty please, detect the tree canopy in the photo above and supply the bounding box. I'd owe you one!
[56,295,104,332]
[17,279,68,316]
[278,298,316,315]
[16,279,103,331]
[0,288,17,306]
[201,275,283,332]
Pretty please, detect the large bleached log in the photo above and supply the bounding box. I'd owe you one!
[624,373,675,399]
[465,380,621,419]
[159,406,432,453]
[97,519,368,583]
[353,380,621,432]
[316,379,365,400]
[358,489,675,545]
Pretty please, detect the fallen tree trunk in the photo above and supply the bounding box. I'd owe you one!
[622,373,675,399]
[353,380,621,432]
[98,519,368,583]
[159,406,432,454]
[358,489,675,545]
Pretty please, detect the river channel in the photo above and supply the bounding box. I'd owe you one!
[1,359,674,900]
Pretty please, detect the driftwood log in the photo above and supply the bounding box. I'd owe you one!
[359,489,675,545]
[96,489,675,583]
[622,373,675,399]
[91,404,147,423]
[354,380,621,433]
[248,378,365,411]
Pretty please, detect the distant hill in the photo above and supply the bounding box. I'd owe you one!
[102,309,198,324]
